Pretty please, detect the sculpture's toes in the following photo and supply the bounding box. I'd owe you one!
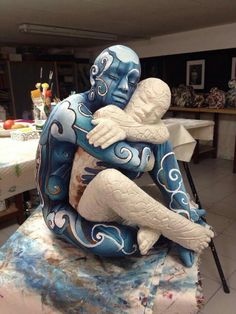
[195,229,214,253]
[139,239,151,255]
[137,228,161,255]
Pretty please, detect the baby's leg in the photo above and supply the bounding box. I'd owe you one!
[78,169,213,253]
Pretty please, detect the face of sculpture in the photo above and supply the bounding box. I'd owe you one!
[89,45,141,110]
[125,78,171,123]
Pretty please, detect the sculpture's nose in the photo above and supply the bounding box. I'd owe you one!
[118,77,129,93]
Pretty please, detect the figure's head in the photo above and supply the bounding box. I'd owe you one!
[228,79,236,89]
[125,78,171,123]
[89,45,141,110]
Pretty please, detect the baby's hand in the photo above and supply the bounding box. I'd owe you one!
[87,118,126,149]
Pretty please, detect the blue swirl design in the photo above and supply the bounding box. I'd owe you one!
[90,51,113,97]
[46,208,138,256]
[156,152,191,219]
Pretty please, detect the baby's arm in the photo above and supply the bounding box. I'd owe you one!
[87,105,169,149]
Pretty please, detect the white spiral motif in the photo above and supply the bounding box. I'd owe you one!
[78,103,93,117]
[169,169,181,181]
[90,65,99,86]
[99,52,113,74]
[91,224,138,255]
[46,212,55,228]
[157,152,183,193]
[157,152,190,214]
[96,77,108,96]
[114,144,133,164]
[88,89,95,101]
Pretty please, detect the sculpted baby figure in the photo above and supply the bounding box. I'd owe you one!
[69,77,213,255]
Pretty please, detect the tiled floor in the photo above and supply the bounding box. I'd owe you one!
[138,158,236,313]
[0,158,235,313]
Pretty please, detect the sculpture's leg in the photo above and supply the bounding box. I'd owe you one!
[149,141,206,267]
[78,169,213,254]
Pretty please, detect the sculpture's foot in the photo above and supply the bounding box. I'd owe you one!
[161,212,214,253]
[176,245,195,268]
[137,227,161,255]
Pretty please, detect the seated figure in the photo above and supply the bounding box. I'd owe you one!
[36,45,213,267]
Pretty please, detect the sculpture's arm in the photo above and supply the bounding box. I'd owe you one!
[72,103,154,172]
[87,105,169,149]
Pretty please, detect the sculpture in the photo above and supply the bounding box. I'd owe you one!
[36,45,213,267]
[225,79,236,108]
[206,87,225,109]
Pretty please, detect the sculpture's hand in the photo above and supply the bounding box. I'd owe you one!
[143,151,155,172]
[81,167,102,184]
[87,118,126,149]
[189,207,206,223]
[81,161,111,184]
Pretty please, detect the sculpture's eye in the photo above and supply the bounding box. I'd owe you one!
[108,74,119,81]
[128,80,137,87]
[128,72,139,87]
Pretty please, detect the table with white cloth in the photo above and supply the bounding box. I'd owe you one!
[0,118,214,314]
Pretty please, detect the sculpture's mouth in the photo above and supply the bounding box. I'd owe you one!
[112,95,128,105]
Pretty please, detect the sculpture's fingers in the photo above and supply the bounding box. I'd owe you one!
[101,134,125,149]
[87,119,104,138]
[87,125,109,143]
[92,130,117,147]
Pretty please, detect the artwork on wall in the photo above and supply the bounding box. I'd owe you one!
[231,57,236,79]
[186,59,205,89]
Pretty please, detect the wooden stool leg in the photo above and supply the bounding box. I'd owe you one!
[15,193,25,225]
[233,136,236,174]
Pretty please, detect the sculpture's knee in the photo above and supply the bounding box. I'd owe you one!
[95,168,125,192]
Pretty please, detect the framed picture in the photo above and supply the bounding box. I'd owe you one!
[231,57,236,79]
[186,59,205,89]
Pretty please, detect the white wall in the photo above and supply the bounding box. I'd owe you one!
[80,22,236,59]
[124,22,236,58]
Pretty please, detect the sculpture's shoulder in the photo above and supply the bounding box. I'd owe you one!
[39,93,92,146]
[53,94,88,114]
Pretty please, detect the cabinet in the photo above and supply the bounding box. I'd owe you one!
[76,62,90,92]
[9,61,57,118]
[0,61,15,118]
[56,62,78,99]
[2,60,90,118]
[56,61,90,98]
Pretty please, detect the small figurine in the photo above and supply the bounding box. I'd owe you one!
[205,87,225,109]
[193,93,206,108]
[172,85,195,107]
[225,79,236,108]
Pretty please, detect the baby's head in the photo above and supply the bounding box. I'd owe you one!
[125,78,171,123]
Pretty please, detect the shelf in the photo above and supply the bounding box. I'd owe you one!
[169,106,236,115]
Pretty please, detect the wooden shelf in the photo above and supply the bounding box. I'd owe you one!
[169,106,236,115]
